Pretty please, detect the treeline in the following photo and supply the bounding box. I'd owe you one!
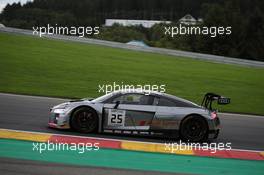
[0,0,216,27]
[0,0,263,61]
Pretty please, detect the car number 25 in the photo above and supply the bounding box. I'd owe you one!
[108,109,126,127]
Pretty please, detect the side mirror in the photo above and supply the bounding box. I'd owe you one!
[114,101,120,109]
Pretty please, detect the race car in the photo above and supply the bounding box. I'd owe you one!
[48,90,230,142]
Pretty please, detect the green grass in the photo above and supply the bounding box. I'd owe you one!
[0,33,263,115]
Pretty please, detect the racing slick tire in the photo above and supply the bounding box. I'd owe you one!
[70,107,98,133]
[180,115,208,142]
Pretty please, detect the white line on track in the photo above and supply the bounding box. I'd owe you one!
[0,92,70,101]
[219,112,264,119]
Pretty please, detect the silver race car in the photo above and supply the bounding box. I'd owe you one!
[48,90,230,142]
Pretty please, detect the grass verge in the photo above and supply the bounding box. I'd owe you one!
[0,33,263,115]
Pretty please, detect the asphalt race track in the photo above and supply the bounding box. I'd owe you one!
[0,157,181,175]
[0,93,263,151]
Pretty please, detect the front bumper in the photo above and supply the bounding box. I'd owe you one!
[48,110,70,129]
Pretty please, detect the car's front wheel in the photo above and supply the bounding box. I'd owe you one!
[70,107,98,133]
[180,115,208,142]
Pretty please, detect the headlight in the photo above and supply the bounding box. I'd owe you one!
[53,108,67,114]
[52,102,71,114]
[53,102,70,109]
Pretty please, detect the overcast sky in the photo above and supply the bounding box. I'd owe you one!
[0,0,32,13]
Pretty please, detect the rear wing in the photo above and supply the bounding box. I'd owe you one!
[201,93,230,110]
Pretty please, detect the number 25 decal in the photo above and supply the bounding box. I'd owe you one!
[111,113,123,123]
[108,109,125,126]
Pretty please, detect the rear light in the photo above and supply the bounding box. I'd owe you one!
[211,111,217,119]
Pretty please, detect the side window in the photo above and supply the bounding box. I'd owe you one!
[112,94,154,105]
[158,97,177,107]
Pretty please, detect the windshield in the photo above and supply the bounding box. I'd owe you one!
[91,93,114,103]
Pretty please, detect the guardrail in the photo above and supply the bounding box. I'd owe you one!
[1,26,263,68]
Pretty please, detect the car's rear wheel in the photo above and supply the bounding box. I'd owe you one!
[180,115,208,142]
[70,107,98,133]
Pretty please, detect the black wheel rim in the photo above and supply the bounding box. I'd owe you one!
[76,111,96,132]
[182,118,207,141]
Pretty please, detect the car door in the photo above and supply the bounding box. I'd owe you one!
[102,93,157,131]
[152,96,182,130]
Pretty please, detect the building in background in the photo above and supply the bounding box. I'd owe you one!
[105,15,203,28]
[105,19,171,28]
